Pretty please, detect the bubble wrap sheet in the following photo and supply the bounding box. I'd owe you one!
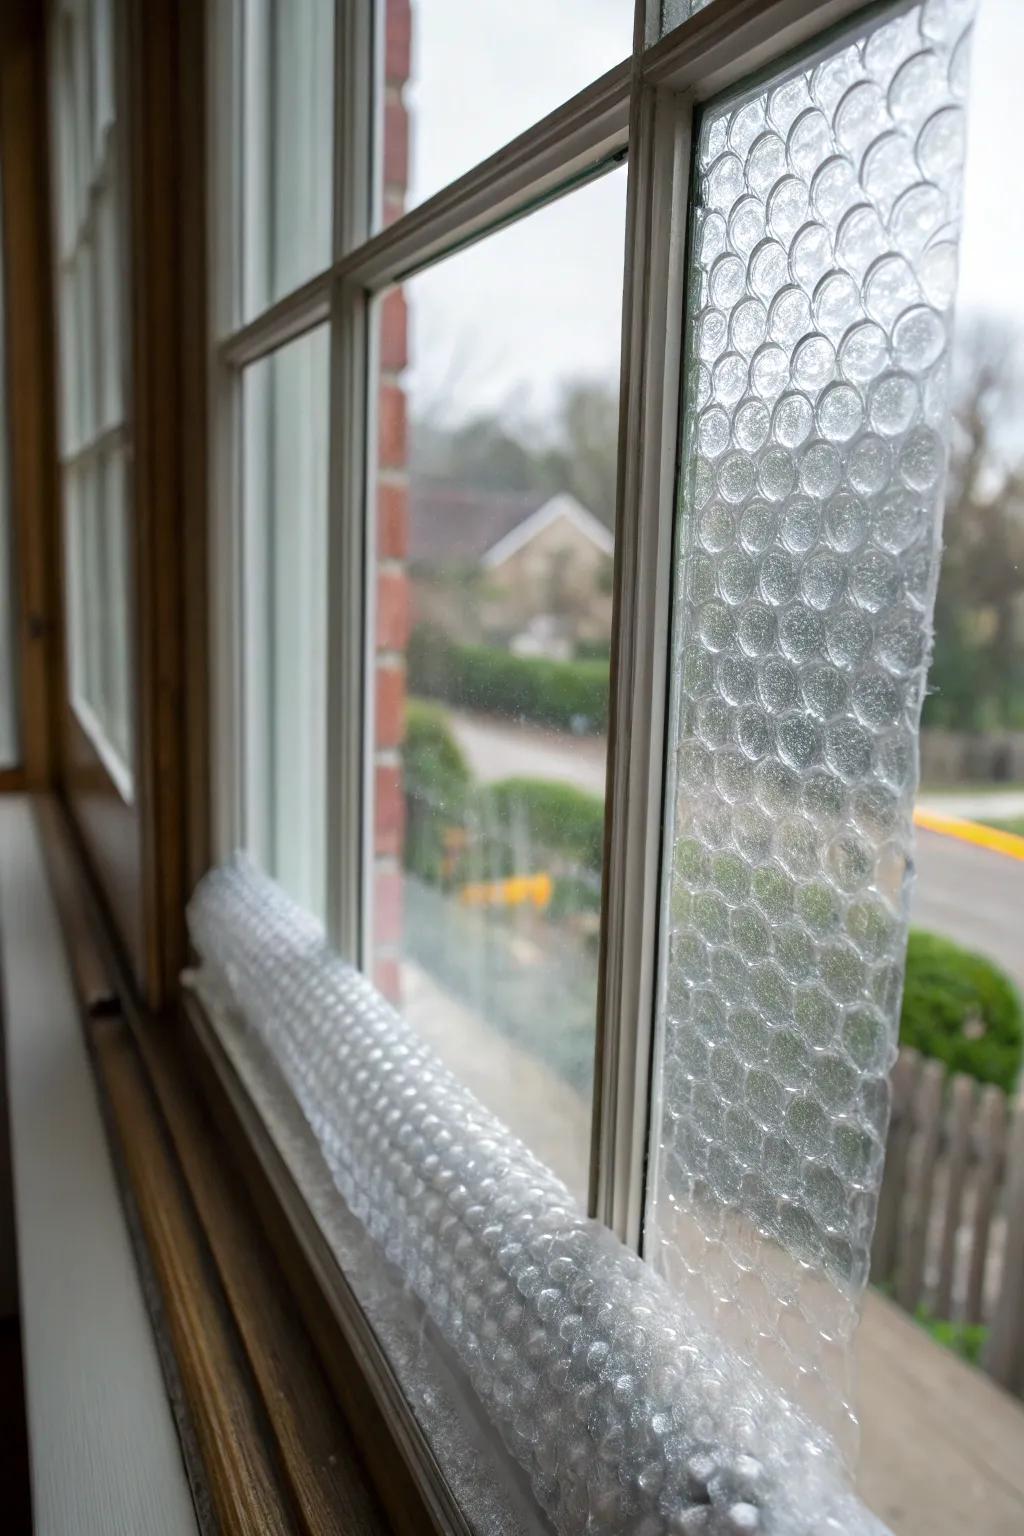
[189,857,888,1536]
[646,0,973,1450]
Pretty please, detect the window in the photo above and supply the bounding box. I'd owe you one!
[50,0,134,798]
[240,327,330,917]
[374,168,627,1198]
[205,2,989,1531]
[241,0,334,320]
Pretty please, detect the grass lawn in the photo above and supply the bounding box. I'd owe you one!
[979,816,1024,836]
[918,781,1024,797]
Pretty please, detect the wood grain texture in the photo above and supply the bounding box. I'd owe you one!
[0,797,197,1536]
[871,1049,920,1282]
[181,1002,449,1536]
[176,0,211,898]
[934,1072,975,1320]
[966,1086,1007,1325]
[0,0,62,789]
[858,1288,1024,1536]
[94,1011,299,1536]
[38,792,395,1536]
[128,1014,391,1535]
[125,0,188,1009]
[983,1094,1024,1392]
[57,0,148,990]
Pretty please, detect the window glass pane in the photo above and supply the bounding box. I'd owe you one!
[242,0,334,321]
[241,327,330,919]
[52,0,135,795]
[95,166,123,431]
[102,446,132,767]
[659,0,714,36]
[646,2,973,1450]
[911,0,1024,1014]
[370,168,627,1199]
[383,0,630,223]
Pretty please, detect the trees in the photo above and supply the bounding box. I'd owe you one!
[412,377,619,529]
[926,319,1024,731]
[412,323,1024,734]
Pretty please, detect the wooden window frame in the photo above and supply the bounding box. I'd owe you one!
[0,0,63,796]
[11,3,945,1536]
[19,0,211,1009]
[208,0,896,1240]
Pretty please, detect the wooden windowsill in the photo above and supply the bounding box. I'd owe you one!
[27,789,424,1536]
[0,795,198,1536]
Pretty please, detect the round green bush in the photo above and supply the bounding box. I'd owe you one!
[482,778,605,873]
[900,929,1023,1093]
[407,623,609,733]
[401,700,471,883]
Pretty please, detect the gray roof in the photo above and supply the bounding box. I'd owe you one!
[408,482,549,569]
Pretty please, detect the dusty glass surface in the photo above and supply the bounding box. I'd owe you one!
[393,0,630,218]
[241,327,330,920]
[372,168,627,1199]
[241,0,334,320]
[660,0,715,34]
[51,0,135,792]
[647,1,975,1449]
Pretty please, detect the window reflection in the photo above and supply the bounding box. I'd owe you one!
[372,168,627,1197]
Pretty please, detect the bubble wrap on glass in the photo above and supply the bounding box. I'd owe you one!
[661,0,716,35]
[189,856,889,1536]
[646,0,974,1451]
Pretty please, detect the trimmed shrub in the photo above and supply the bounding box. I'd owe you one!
[402,700,471,883]
[914,1304,988,1366]
[483,777,606,873]
[900,929,1023,1093]
[407,624,609,733]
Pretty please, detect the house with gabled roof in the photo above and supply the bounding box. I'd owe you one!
[408,482,614,658]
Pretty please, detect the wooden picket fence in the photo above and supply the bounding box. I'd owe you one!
[871,1047,1024,1395]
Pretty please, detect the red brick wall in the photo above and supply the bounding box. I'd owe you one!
[373,0,411,1000]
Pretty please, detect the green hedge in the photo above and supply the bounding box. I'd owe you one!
[900,929,1023,1093]
[402,700,471,883]
[408,624,609,732]
[403,699,470,802]
[482,777,605,871]
[914,1303,988,1366]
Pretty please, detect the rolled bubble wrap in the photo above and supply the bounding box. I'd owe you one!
[189,857,888,1536]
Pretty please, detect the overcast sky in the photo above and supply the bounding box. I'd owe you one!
[402,0,1021,427]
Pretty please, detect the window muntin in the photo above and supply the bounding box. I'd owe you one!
[241,0,334,321]
[371,167,627,1198]
[51,0,135,798]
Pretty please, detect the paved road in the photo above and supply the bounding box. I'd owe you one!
[446,707,1024,995]
[909,828,1024,999]
[918,790,1024,822]
[447,707,608,795]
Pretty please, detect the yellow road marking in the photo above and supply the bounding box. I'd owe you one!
[913,807,1024,862]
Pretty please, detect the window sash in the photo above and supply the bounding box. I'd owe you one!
[208,0,916,1231]
[50,0,135,801]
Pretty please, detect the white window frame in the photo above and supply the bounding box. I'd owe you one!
[207,0,910,1243]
